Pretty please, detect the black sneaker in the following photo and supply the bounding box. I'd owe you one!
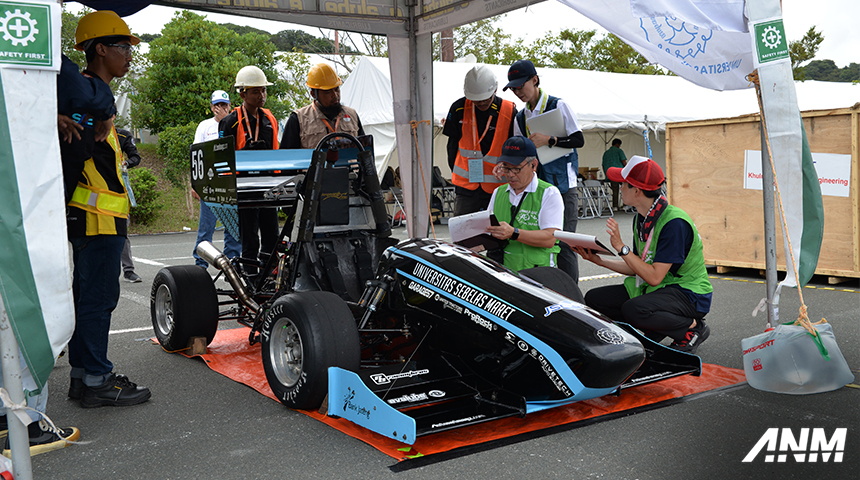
[671,319,710,354]
[80,373,151,408]
[2,420,80,457]
[68,378,84,399]
[123,271,142,283]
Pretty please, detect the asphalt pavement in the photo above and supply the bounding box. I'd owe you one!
[31,214,859,479]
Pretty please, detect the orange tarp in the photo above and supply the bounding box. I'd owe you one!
[180,328,747,461]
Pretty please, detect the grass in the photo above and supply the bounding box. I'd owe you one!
[129,143,200,235]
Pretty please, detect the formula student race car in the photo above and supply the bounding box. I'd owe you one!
[150,133,701,445]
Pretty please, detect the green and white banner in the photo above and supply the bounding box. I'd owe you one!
[0,0,71,396]
[0,0,60,71]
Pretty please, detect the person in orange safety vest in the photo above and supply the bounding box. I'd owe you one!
[442,64,517,216]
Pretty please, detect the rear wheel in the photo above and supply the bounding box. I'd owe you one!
[520,266,585,303]
[261,291,360,409]
[151,265,219,351]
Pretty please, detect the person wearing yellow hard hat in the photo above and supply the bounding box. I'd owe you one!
[219,65,280,273]
[62,10,151,416]
[280,62,365,149]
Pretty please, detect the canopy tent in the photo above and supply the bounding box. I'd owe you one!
[342,55,860,178]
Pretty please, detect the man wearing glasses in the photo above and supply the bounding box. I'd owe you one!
[63,10,151,409]
[504,59,584,284]
[485,137,563,272]
[444,65,517,216]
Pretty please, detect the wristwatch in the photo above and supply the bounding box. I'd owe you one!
[548,136,557,148]
[619,245,630,256]
[511,228,520,241]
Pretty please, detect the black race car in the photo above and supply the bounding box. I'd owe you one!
[151,134,700,445]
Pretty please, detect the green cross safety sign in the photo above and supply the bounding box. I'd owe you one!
[753,19,790,65]
[0,1,52,67]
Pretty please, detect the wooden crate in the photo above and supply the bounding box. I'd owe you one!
[665,106,860,280]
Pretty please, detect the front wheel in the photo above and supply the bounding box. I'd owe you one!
[261,291,360,409]
[150,265,219,351]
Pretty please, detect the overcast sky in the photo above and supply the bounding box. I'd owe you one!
[75,0,857,68]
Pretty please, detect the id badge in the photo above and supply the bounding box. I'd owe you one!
[635,275,643,288]
[468,158,484,183]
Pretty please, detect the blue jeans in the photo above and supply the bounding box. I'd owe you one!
[194,200,241,267]
[69,235,125,377]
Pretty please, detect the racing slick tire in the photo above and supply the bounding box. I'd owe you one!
[151,265,219,351]
[261,291,360,409]
[520,266,585,304]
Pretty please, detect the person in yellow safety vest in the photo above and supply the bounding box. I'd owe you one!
[63,10,152,411]
[485,137,563,272]
[280,63,365,149]
[443,65,517,216]
[219,65,279,273]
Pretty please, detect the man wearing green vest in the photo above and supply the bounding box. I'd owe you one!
[485,137,562,272]
[576,156,713,354]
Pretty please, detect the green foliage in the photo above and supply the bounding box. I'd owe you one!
[130,10,290,134]
[433,17,664,75]
[129,167,161,225]
[271,30,334,53]
[275,52,313,112]
[790,26,824,81]
[804,60,860,83]
[156,121,198,188]
[138,33,161,43]
[60,5,87,67]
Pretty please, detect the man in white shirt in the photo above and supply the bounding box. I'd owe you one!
[192,90,240,267]
[486,136,563,272]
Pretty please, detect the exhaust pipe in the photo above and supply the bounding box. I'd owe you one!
[196,241,260,313]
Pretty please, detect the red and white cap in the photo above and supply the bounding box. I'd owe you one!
[606,155,665,191]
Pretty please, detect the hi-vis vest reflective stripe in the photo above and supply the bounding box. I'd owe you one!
[451,99,514,193]
[67,128,129,219]
[236,107,279,150]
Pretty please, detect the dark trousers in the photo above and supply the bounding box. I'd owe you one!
[557,188,579,283]
[609,181,621,209]
[453,188,493,217]
[584,284,698,342]
[69,235,125,376]
[239,208,279,268]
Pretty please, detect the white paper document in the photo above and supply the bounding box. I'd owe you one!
[554,231,615,256]
[526,109,574,164]
[449,210,492,243]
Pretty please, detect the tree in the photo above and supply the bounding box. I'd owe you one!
[271,29,334,53]
[789,26,824,81]
[60,5,87,67]
[130,10,292,134]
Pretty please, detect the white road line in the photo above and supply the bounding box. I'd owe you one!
[121,291,149,306]
[132,257,167,267]
[579,273,623,281]
[110,326,152,335]
[150,256,195,262]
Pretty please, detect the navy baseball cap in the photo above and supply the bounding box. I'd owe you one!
[497,136,537,166]
[504,59,537,91]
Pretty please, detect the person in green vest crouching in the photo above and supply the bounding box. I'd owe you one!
[485,136,562,272]
[574,156,713,354]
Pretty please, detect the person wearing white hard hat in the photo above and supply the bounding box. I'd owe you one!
[192,90,241,268]
[443,64,517,216]
[219,65,280,273]
[280,63,365,149]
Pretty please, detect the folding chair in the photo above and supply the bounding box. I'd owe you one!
[584,179,614,218]
[577,179,597,219]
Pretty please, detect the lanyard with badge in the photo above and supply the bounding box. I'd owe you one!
[468,101,493,183]
[241,104,261,146]
[314,103,342,133]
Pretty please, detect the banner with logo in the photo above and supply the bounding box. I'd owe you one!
[556,0,754,90]
[0,0,71,396]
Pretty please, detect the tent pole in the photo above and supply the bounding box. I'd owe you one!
[759,118,778,327]
[0,296,34,480]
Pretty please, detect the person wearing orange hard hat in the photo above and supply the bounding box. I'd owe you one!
[63,10,151,416]
[280,63,365,149]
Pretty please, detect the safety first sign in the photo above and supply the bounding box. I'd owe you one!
[0,1,56,69]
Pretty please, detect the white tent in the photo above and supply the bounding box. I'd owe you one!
[342,55,860,178]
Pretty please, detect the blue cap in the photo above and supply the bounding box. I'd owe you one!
[504,59,537,91]
[498,136,537,166]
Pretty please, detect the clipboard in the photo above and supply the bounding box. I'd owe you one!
[526,109,574,165]
[554,231,615,256]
